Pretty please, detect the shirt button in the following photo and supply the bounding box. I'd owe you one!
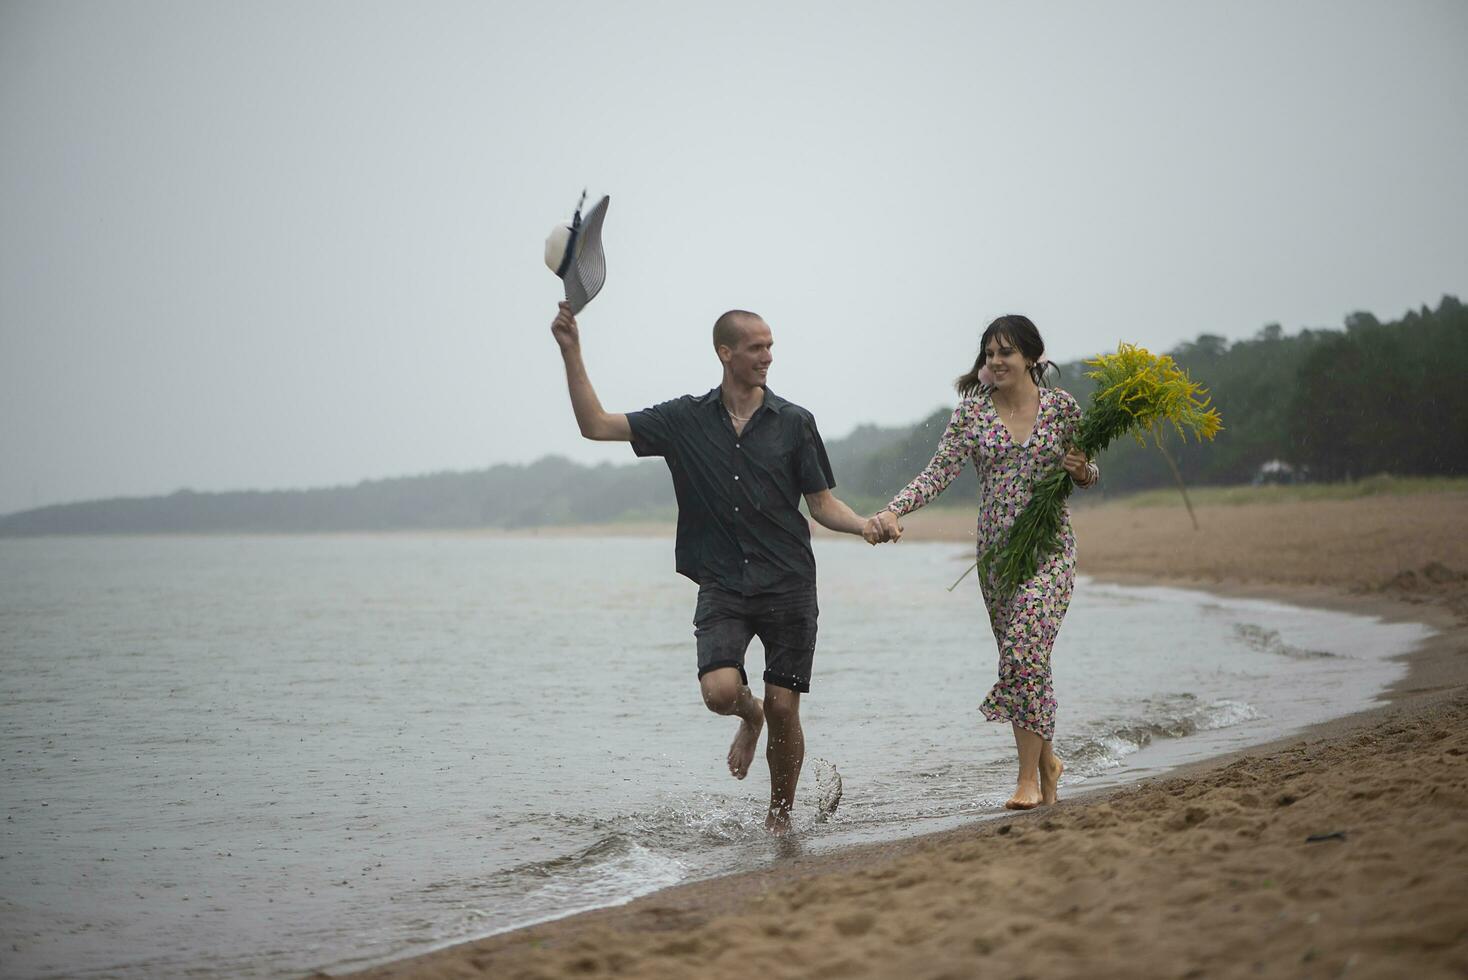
[744,559,750,564]
[733,475,740,481]
[734,506,740,512]
[735,443,741,449]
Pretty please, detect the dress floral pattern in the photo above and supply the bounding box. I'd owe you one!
[887,387,1094,741]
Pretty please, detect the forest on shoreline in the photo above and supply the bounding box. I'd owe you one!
[3,295,1462,535]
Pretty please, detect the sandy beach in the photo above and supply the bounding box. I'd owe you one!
[334,491,1468,980]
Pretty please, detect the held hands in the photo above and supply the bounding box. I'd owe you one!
[862,510,902,545]
[550,301,580,354]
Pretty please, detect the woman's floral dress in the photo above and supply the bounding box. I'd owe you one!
[886,387,1094,741]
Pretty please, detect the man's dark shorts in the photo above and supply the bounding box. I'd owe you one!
[693,585,818,694]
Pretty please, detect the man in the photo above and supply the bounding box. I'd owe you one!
[550,301,871,833]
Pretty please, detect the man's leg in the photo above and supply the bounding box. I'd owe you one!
[754,588,817,835]
[763,684,803,834]
[694,586,762,780]
[699,668,764,780]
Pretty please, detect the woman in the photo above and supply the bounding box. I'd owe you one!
[867,315,1098,810]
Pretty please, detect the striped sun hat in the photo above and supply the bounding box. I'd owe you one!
[544,192,610,314]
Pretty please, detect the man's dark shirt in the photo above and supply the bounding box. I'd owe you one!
[628,387,835,595]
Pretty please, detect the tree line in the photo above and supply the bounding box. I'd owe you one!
[839,294,1466,501]
[2,296,1461,535]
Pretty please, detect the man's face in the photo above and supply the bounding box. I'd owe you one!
[721,318,773,387]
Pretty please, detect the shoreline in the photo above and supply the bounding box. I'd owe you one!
[330,493,1468,979]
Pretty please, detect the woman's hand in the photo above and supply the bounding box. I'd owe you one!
[1063,447,1094,485]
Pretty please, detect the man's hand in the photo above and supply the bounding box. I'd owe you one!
[863,510,902,545]
[551,301,580,354]
[861,516,884,545]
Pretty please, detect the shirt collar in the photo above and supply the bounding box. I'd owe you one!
[699,386,786,414]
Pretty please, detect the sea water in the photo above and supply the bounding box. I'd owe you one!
[0,534,1432,978]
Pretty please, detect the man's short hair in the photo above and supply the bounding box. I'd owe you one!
[713,310,761,351]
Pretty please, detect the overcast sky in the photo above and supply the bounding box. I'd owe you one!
[2,1,1465,516]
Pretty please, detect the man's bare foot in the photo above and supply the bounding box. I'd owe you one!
[1040,755,1064,806]
[765,806,792,836]
[727,698,764,779]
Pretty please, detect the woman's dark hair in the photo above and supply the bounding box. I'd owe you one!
[954,314,1056,397]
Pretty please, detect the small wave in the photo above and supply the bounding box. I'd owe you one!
[430,832,689,900]
[491,797,769,885]
[509,834,651,879]
[1062,694,1262,776]
[495,795,765,846]
[475,771,849,912]
[498,769,847,859]
[620,798,767,844]
[516,845,687,909]
[1232,622,1336,659]
[427,834,692,940]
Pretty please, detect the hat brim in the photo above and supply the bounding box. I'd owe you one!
[562,195,609,314]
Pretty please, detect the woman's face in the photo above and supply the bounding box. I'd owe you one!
[983,333,1032,391]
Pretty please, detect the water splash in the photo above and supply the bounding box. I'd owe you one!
[810,758,843,822]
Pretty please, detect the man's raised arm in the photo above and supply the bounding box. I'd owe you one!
[550,301,633,442]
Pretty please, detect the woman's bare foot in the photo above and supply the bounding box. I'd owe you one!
[1007,724,1044,811]
[1004,778,1042,810]
[727,698,764,779]
[765,804,792,835]
[1040,755,1064,805]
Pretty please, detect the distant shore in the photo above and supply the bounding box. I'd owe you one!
[333,491,1468,980]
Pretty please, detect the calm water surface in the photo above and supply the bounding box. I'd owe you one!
[0,534,1431,978]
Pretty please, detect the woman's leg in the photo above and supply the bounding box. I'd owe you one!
[1039,739,1064,805]
[1006,723,1044,809]
[987,554,1071,810]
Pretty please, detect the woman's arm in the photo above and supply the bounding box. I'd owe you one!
[1057,389,1098,488]
[882,402,975,520]
[1063,448,1098,487]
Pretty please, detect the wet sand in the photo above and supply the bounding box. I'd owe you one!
[333,491,1468,980]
